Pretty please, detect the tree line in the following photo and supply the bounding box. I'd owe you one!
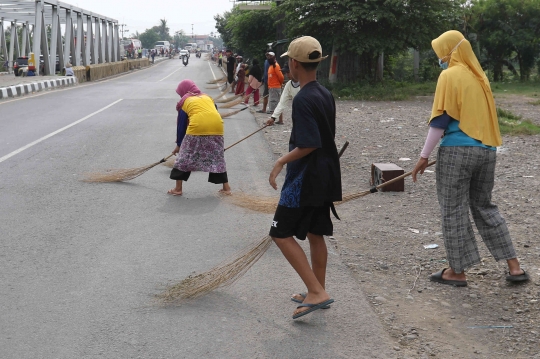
[215,0,540,83]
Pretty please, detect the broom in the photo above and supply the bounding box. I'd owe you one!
[215,94,242,103]
[83,154,175,182]
[159,141,351,302]
[213,82,234,100]
[220,106,249,118]
[207,76,227,84]
[218,96,245,108]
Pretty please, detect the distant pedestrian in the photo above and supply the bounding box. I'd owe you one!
[226,50,235,91]
[245,59,263,106]
[168,80,231,196]
[235,63,246,95]
[267,53,284,115]
[257,51,273,114]
[266,64,300,125]
[218,52,223,67]
[151,50,155,63]
[412,30,529,287]
[65,62,74,76]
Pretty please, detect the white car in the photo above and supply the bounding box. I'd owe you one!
[179,50,189,58]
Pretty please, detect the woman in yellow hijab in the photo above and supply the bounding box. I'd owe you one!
[412,30,529,286]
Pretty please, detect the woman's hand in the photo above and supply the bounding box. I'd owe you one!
[412,157,429,182]
[269,159,285,190]
[172,145,180,155]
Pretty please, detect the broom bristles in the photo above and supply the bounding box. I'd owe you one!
[207,76,226,84]
[215,94,241,103]
[82,163,159,182]
[219,96,244,108]
[213,82,234,100]
[158,235,273,302]
[162,157,176,168]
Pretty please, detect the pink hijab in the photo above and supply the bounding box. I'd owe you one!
[176,80,205,111]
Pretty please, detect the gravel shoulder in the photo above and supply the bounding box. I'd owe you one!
[252,93,540,359]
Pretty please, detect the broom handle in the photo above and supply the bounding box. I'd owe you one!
[338,141,349,158]
[225,125,269,151]
[375,160,437,190]
[159,153,175,163]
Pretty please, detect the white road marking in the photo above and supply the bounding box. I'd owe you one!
[159,65,184,82]
[207,60,217,80]
[0,99,123,164]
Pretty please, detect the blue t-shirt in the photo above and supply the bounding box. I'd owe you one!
[430,113,496,150]
[279,81,342,208]
[263,59,269,83]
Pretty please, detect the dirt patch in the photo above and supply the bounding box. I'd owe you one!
[253,95,540,359]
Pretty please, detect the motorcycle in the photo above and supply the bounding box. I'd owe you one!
[182,55,189,66]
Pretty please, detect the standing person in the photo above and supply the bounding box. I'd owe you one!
[234,63,246,95]
[267,53,284,115]
[151,50,155,63]
[268,36,341,319]
[412,30,529,286]
[218,52,223,67]
[226,50,236,92]
[244,59,263,106]
[257,52,272,114]
[168,80,231,196]
[266,64,300,126]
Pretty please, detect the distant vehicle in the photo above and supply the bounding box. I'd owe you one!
[13,56,29,76]
[155,40,171,51]
[184,45,192,52]
[121,38,142,57]
[179,49,189,58]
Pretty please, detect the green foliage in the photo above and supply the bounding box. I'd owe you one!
[468,0,540,82]
[497,108,540,135]
[173,30,190,49]
[139,29,160,49]
[491,80,540,97]
[323,81,437,101]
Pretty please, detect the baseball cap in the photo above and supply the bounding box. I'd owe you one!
[267,51,275,57]
[281,36,328,63]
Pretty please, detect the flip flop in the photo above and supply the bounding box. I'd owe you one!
[291,293,330,309]
[506,270,530,283]
[293,299,334,319]
[429,268,467,287]
[167,189,182,196]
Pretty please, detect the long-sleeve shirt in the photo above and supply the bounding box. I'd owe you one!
[271,80,301,119]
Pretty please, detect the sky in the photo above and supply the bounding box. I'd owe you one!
[71,0,234,37]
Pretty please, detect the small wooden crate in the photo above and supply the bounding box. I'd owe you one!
[370,163,405,192]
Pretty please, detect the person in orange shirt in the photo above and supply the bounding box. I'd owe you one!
[267,53,284,114]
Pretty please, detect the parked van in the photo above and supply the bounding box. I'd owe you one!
[155,40,171,51]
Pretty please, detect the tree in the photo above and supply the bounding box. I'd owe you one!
[469,0,540,81]
[139,29,159,49]
[173,30,189,50]
[277,0,465,81]
[154,18,171,41]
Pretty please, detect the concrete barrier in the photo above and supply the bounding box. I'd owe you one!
[72,66,87,83]
[86,59,149,82]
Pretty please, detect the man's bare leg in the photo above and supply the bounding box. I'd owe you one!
[273,236,330,315]
[292,233,327,302]
[261,96,268,113]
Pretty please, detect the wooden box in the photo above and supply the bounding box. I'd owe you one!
[370,163,405,192]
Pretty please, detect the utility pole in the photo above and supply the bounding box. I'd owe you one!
[120,23,127,39]
[191,24,194,40]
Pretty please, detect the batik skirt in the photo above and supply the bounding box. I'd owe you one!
[173,135,227,173]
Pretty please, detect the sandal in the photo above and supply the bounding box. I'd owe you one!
[506,270,530,283]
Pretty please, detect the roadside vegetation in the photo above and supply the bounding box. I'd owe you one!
[497,108,540,135]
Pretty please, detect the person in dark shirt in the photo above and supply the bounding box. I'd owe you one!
[268,36,342,319]
[226,50,235,91]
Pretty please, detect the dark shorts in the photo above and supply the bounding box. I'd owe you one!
[269,204,333,240]
[170,168,228,184]
[263,81,269,97]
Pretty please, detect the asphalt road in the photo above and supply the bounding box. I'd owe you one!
[0,56,395,358]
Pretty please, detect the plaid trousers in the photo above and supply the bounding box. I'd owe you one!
[436,146,516,273]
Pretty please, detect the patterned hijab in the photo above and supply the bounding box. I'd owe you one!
[176,80,205,112]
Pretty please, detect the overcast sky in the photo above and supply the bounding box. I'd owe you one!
[71,0,234,37]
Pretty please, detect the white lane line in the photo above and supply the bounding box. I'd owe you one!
[159,65,184,82]
[0,99,123,164]
[207,60,217,80]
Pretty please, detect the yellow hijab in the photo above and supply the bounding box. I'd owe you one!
[430,30,501,147]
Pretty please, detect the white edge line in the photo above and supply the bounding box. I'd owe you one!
[207,60,217,80]
[0,99,123,164]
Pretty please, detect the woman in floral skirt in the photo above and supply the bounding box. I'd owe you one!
[168,79,231,196]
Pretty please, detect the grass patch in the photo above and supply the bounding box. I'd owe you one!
[497,108,540,135]
[491,81,540,97]
[528,99,540,106]
[328,81,436,101]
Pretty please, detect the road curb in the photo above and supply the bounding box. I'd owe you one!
[0,76,77,100]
